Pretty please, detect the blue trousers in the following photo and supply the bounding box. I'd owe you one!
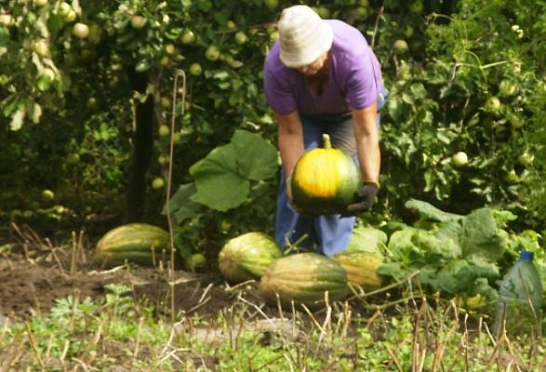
[275,90,387,257]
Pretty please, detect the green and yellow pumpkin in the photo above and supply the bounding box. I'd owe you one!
[93,223,173,268]
[291,133,360,215]
[332,251,383,290]
[259,252,349,307]
[218,232,283,283]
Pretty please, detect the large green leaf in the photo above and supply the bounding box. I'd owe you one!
[231,130,278,180]
[458,208,507,261]
[190,144,249,211]
[189,130,278,211]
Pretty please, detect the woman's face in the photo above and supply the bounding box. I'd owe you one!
[296,52,329,76]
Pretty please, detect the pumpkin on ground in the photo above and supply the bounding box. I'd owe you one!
[259,252,349,307]
[344,226,388,255]
[218,232,283,283]
[291,133,360,215]
[332,251,383,290]
[93,223,173,268]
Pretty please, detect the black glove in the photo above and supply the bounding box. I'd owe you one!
[344,182,379,215]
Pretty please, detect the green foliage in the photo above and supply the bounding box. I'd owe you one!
[189,130,278,211]
[379,199,512,311]
[375,0,546,227]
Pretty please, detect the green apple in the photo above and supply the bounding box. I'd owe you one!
[158,125,170,137]
[42,189,55,200]
[58,3,76,22]
[234,31,248,45]
[131,15,147,29]
[62,9,77,23]
[180,30,195,44]
[452,151,468,167]
[205,45,220,61]
[165,44,177,56]
[32,39,49,57]
[160,56,170,66]
[152,177,165,189]
[0,14,13,27]
[485,96,502,114]
[499,79,518,97]
[394,39,409,53]
[58,2,72,16]
[172,132,181,144]
[158,155,169,165]
[264,0,279,10]
[72,23,90,39]
[189,62,202,76]
[86,97,98,110]
[34,0,48,7]
[226,20,236,30]
[189,253,207,270]
[518,152,534,165]
[404,25,414,38]
[66,153,80,165]
[160,97,171,109]
[410,0,424,14]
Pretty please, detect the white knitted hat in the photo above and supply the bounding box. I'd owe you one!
[278,5,334,68]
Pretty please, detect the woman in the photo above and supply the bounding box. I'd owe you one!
[264,5,387,256]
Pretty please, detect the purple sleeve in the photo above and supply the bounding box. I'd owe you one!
[263,46,298,116]
[345,51,380,110]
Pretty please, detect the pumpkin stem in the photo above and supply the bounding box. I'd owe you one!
[322,133,332,149]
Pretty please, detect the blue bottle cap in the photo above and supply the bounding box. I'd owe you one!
[520,250,534,261]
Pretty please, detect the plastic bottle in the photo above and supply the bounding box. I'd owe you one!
[492,250,543,338]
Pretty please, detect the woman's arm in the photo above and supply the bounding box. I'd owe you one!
[352,102,380,186]
[275,110,305,178]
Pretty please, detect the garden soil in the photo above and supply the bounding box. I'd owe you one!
[0,224,248,323]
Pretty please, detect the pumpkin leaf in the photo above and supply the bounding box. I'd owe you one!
[189,130,277,211]
[405,199,464,222]
[190,145,250,211]
[231,130,278,181]
[163,183,201,224]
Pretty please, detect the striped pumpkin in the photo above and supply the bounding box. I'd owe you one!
[332,252,383,290]
[93,223,173,267]
[259,253,349,307]
[291,133,360,215]
[218,232,283,283]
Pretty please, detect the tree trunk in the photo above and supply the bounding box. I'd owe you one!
[123,68,155,223]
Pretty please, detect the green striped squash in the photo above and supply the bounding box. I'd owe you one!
[332,252,383,290]
[259,253,349,307]
[291,133,360,215]
[218,232,283,283]
[93,223,172,267]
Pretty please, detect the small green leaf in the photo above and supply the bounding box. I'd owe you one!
[164,183,200,224]
[135,59,151,72]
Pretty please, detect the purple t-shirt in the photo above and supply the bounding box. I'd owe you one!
[264,20,383,116]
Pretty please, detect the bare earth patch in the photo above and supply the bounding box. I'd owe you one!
[0,225,242,324]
